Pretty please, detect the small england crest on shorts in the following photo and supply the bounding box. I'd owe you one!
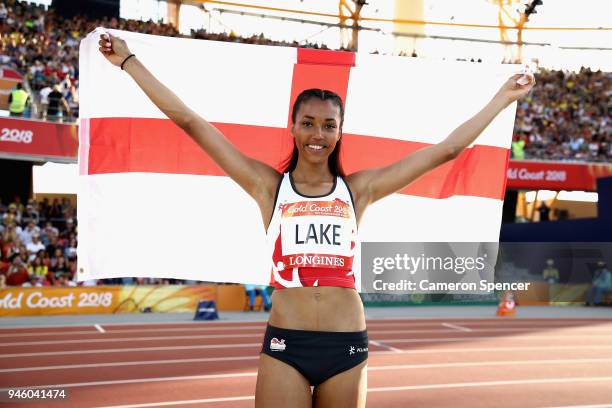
[270,337,286,351]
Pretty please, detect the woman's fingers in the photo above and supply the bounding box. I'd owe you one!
[99,33,112,47]
[98,38,112,53]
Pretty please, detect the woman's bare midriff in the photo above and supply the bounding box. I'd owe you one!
[268,286,366,332]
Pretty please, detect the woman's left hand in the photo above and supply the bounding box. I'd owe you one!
[495,72,536,107]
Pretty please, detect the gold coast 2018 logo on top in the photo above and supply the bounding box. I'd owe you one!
[280,199,351,219]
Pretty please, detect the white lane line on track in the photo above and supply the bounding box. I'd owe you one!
[367,358,612,371]
[3,357,612,374]
[4,325,612,338]
[0,326,265,337]
[1,318,610,331]
[95,325,106,333]
[376,335,612,344]
[545,405,612,408]
[3,333,612,347]
[369,340,402,353]
[5,371,612,395]
[441,323,473,332]
[0,373,260,392]
[89,377,612,407]
[0,356,259,373]
[367,377,612,392]
[367,321,612,327]
[3,344,612,359]
[0,343,263,358]
[98,396,256,407]
[0,334,259,346]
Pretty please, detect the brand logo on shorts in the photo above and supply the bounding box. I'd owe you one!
[349,345,368,355]
[270,337,286,351]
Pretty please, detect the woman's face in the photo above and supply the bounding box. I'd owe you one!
[291,98,341,167]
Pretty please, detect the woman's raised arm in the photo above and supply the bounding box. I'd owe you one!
[98,33,280,208]
[347,73,535,218]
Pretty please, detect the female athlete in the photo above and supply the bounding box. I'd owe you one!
[98,32,534,408]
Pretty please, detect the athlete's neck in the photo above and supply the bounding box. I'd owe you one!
[292,160,334,184]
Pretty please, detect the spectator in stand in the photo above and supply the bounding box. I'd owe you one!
[38,81,52,119]
[27,254,49,281]
[26,233,45,262]
[0,246,7,269]
[52,255,69,280]
[6,253,29,286]
[21,203,39,225]
[46,233,59,255]
[3,203,21,225]
[19,220,39,245]
[12,197,25,216]
[55,274,77,287]
[49,198,63,219]
[46,84,71,122]
[61,218,76,240]
[29,274,51,287]
[61,197,73,215]
[67,257,77,278]
[48,247,63,270]
[40,250,50,268]
[41,221,58,246]
[0,3,7,23]
[65,238,77,260]
[38,198,51,220]
[1,227,19,261]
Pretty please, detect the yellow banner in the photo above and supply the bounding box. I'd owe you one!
[0,285,217,316]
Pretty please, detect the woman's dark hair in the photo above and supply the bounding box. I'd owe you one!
[280,88,345,176]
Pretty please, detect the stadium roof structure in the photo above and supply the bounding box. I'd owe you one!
[167,0,610,61]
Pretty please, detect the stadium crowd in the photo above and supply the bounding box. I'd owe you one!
[0,196,187,287]
[0,196,78,287]
[2,1,610,162]
[513,68,611,162]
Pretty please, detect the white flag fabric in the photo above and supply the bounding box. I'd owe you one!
[77,28,518,290]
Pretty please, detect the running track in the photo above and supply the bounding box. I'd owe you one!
[1,318,612,407]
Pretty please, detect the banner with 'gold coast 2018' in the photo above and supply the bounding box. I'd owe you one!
[0,285,216,316]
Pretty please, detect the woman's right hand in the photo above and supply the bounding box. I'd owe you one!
[98,32,132,68]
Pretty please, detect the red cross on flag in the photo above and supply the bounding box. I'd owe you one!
[77,29,518,289]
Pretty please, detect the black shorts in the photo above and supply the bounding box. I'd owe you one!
[261,324,368,386]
